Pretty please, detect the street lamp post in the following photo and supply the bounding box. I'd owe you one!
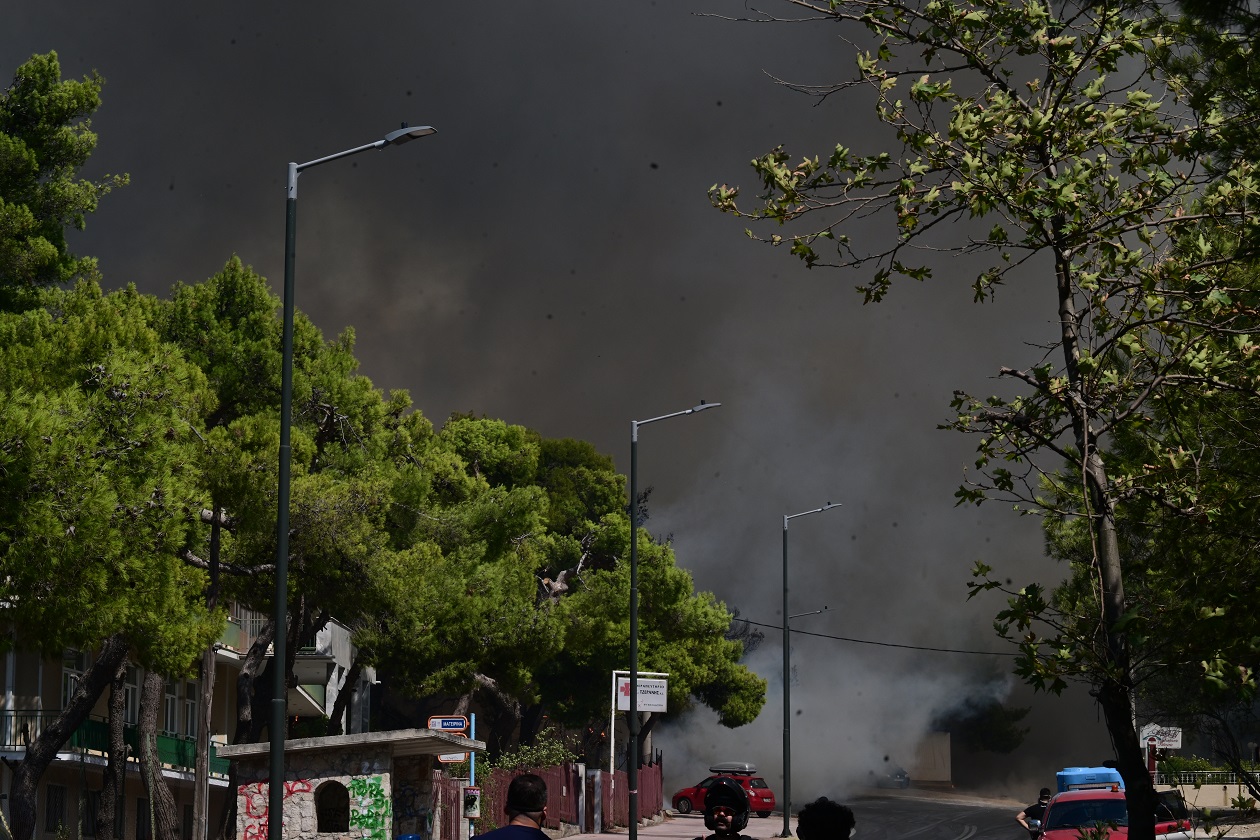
[270,124,436,840]
[628,400,720,840]
[781,502,841,838]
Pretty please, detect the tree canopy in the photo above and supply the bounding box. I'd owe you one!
[0,52,127,310]
[0,48,768,827]
[708,0,1260,835]
[0,252,766,765]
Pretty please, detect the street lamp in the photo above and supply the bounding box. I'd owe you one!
[781,502,841,838]
[270,124,437,840]
[627,400,720,840]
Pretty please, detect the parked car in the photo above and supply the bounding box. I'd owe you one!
[1039,788,1193,840]
[869,765,911,789]
[671,762,777,818]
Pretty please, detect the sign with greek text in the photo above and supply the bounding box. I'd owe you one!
[615,677,668,712]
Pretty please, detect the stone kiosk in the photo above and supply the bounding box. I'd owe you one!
[219,729,484,840]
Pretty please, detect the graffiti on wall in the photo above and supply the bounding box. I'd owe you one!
[350,775,393,840]
[393,782,434,840]
[238,779,313,840]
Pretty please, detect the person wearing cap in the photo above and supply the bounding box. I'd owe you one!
[1016,788,1052,838]
[694,777,753,840]
[480,773,549,840]
[796,797,856,840]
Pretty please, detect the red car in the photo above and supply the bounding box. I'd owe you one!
[671,762,777,818]
[1039,788,1193,840]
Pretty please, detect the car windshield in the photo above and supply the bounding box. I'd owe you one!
[1157,793,1188,821]
[1045,800,1128,829]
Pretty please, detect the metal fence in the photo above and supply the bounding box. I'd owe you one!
[596,759,663,830]
[1155,771,1253,787]
[433,771,465,840]
[481,765,581,831]
[470,759,662,835]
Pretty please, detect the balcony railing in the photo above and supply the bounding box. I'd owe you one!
[0,711,229,776]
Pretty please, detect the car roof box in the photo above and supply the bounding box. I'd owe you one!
[709,762,757,775]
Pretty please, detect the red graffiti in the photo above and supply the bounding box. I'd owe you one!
[239,778,313,834]
[286,779,313,796]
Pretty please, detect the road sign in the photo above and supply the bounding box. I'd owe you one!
[430,715,469,762]
[615,677,668,712]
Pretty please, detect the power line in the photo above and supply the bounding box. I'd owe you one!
[740,619,1017,657]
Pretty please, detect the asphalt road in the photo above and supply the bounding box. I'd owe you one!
[629,792,1022,840]
[845,794,1020,840]
[620,790,1260,840]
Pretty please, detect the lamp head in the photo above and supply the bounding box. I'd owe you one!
[822,501,842,511]
[385,124,438,145]
[690,400,721,413]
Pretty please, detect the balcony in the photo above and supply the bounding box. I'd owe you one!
[0,711,230,776]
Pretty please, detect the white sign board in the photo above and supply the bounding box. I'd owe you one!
[1140,724,1183,749]
[615,677,668,712]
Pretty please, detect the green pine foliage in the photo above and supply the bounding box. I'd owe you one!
[0,49,768,766]
[0,52,128,309]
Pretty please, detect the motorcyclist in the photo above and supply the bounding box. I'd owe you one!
[694,777,752,840]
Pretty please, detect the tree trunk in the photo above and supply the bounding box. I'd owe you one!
[222,622,276,840]
[194,508,222,840]
[326,658,362,737]
[1052,225,1156,840]
[1098,678,1157,840]
[98,653,130,840]
[1089,465,1157,840]
[637,713,657,766]
[138,671,180,840]
[519,704,544,747]
[8,634,129,840]
[233,621,275,745]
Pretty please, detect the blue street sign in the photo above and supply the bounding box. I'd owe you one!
[428,716,469,732]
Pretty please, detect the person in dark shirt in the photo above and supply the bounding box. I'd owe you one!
[796,797,856,840]
[693,777,752,840]
[1016,788,1053,838]
[480,773,549,840]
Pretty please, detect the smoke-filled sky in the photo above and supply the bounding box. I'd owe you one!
[7,1,1112,799]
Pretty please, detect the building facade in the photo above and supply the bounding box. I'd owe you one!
[0,605,374,840]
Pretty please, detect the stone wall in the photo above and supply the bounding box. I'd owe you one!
[234,746,407,840]
[392,756,437,839]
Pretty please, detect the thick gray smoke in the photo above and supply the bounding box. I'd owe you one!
[7,0,1111,797]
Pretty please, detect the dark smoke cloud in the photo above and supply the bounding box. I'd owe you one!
[6,0,1109,794]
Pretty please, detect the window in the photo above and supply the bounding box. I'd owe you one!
[183,683,198,739]
[315,781,350,832]
[45,784,67,832]
[84,789,101,838]
[135,798,150,840]
[163,681,178,736]
[61,650,88,708]
[124,667,139,725]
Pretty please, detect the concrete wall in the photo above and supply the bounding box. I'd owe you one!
[1177,784,1258,811]
[911,732,953,785]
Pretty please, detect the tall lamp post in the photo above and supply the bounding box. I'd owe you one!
[628,400,720,840]
[270,124,436,840]
[781,502,841,838]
